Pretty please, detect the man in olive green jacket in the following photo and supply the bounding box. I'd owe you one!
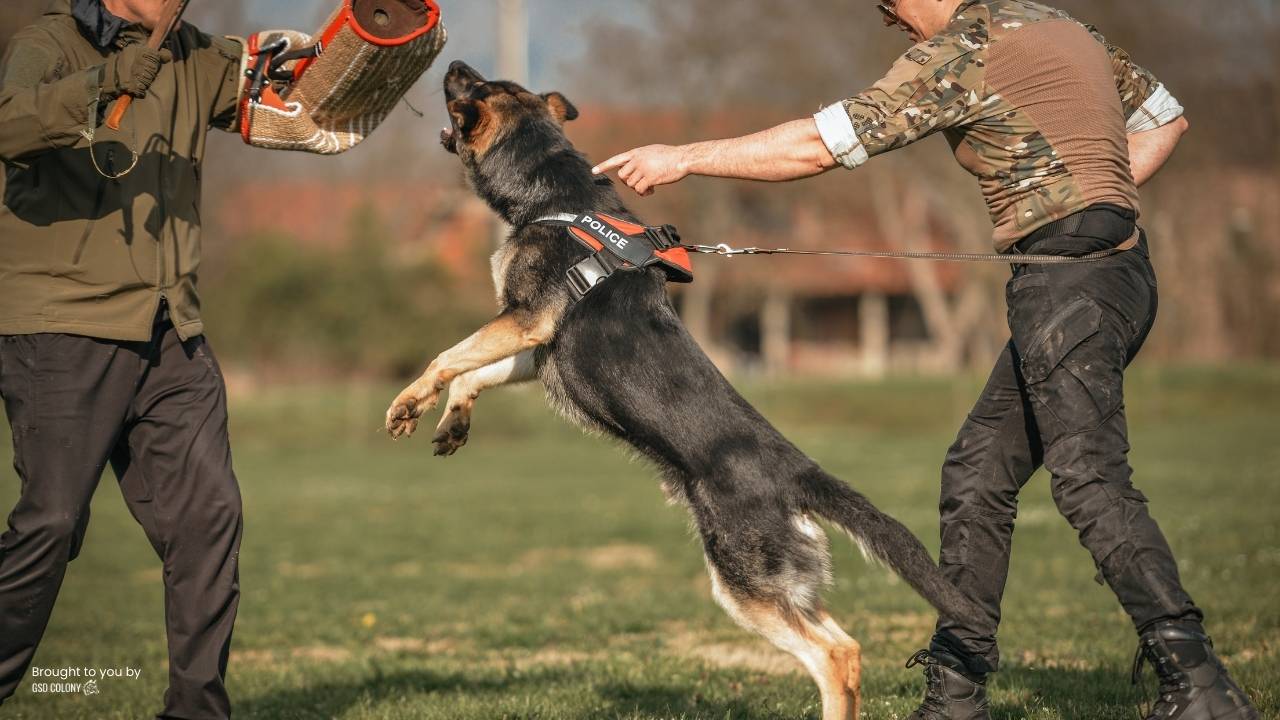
[0,1,250,717]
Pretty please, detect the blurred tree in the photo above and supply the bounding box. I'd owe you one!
[572,0,1008,371]
[2,0,1276,371]
[571,0,1280,367]
[201,204,488,378]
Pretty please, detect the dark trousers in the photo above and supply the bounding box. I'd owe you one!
[0,312,242,719]
[930,207,1201,675]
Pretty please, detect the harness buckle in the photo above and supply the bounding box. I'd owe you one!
[643,224,681,250]
[565,252,617,300]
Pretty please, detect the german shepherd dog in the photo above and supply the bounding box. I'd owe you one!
[385,60,979,720]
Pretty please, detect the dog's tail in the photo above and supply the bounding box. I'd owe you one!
[804,469,982,623]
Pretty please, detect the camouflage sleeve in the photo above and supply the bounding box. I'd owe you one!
[0,26,102,162]
[814,40,987,169]
[1085,25,1183,133]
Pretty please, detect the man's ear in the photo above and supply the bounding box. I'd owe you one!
[448,98,487,136]
[540,92,579,124]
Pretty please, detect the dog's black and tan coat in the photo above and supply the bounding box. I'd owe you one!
[385,61,980,720]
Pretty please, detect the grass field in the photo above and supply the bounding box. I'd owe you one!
[1,366,1277,719]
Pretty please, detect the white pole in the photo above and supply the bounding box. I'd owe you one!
[492,0,529,247]
[496,0,529,85]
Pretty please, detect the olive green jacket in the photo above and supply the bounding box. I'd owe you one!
[0,0,244,341]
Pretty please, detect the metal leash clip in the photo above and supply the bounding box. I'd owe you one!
[685,243,772,258]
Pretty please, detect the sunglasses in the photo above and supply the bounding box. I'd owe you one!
[877,2,911,32]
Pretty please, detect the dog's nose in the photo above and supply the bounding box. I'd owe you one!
[447,60,483,83]
[444,60,484,99]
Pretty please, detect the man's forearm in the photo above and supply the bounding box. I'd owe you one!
[0,67,101,163]
[594,117,839,195]
[1129,116,1188,187]
[0,30,113,162]
[680,118,838,182]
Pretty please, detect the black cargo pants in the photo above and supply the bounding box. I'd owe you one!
[930,205,1201,675]
[0,306,242,719]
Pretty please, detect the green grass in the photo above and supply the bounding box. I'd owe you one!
[1,366,1277,719]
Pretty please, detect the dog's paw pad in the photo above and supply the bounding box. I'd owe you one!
[431,419,470,456]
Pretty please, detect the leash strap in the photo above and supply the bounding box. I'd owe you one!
[683,230,1140,265]
[534,212,1140,301]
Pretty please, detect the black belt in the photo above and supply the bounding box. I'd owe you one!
[1014,204,1137,256]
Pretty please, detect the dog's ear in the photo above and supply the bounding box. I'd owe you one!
[540,92,579,124]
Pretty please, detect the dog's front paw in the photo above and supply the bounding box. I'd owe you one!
[385,381,443,439]
[385,401,421,439]
[432,403,472,457]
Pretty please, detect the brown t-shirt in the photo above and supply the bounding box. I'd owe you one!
[814,0,1184,250]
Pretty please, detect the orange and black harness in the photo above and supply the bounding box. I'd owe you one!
[533,213,693,300]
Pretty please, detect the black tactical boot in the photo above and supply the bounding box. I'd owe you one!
[1133,621,1260,720]
[906,649,991,720]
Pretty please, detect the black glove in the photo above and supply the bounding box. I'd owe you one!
[103,44,174,99]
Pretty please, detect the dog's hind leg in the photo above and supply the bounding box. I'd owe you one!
[699,510,863,720]
[706,569,862,720]
[433,350,537,456]
[817,609,863,720]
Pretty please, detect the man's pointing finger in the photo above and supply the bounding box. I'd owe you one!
[592,151,633,175]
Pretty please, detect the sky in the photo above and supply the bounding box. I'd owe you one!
[177,0,657,178]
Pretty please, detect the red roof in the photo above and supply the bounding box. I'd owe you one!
[218,180,494,281]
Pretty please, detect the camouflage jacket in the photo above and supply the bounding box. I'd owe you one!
[814,0,1184,250]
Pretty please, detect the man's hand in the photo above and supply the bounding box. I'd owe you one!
[593,145,689,196]
[104,44,173,99]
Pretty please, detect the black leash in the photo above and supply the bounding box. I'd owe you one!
[682,230,1139,265]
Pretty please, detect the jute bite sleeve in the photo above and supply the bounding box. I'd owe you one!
[233,0,446,154]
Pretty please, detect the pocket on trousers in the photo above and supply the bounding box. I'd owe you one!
[1021,298,1101,384]
[0,335,38,416]
[939,519,971,567]
[1005,270,1049,341]
[0,336,35,485]
[1019,298,1124,435]
[1008,271,1048,295]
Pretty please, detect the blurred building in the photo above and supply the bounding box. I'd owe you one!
[218,181,492,282]
[221,175,960,377]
